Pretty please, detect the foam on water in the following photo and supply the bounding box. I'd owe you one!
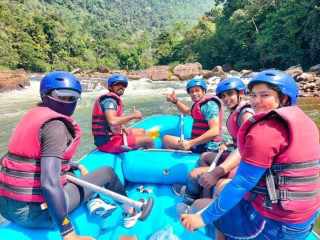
[0,78,195,158]
[1,76,319,160]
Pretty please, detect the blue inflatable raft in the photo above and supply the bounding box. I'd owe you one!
[0,115,319,240]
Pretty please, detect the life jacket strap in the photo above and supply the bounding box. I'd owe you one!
[5,152,69,167]
[251,186,320,200]
[193,119,207,124]
[0,182,43,195]
[1,166,66,179]
[6,152,40,165]
[250,159,320,210]
[265,168,278,204]
[261,174,320,185]
[92,116,105,121]
[271,159,319,173]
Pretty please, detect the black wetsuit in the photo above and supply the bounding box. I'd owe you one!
[40,120,127,236]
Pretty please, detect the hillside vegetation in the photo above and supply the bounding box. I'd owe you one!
[0,0,215,72]
[1,0,319,73]
[157,0,320,71]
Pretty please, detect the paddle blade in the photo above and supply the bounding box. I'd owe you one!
[139,197,154,221]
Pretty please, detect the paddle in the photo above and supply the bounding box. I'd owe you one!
[144,149,192,154]
[207,149,224,172]
[120,132,133,151]
[193,149,224,216]
[180,113,184,142]
[197,149,224,180]
[66,175,153,220]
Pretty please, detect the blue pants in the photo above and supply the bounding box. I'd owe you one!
[213,200,316,240]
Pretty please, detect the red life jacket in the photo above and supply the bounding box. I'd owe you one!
[0,106,81,203]
[238,106,320,223]
[226,101,252,145]
[91,92,123,137]
[191,94,223,142]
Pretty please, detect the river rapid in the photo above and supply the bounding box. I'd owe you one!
[0,75,319,162]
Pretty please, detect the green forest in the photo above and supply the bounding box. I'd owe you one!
[0,0,319,72]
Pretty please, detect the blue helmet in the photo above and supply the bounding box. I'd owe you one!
[108,74,128,88]
[40,71,82,116]
[40,71,82,97]
[248,70,299,106]
[216,77,246,98]
[186,79,207,93]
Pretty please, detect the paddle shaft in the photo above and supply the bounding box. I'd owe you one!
[120,132,133,151]
[123,132,128,146]
[207,149,224,172]
[192,150,225,216]
[195,149,224,215]
[180,113,184,141]
[66,175,143,210]
[144,148,192,154]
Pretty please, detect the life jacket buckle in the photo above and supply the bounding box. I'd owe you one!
[276,175,286,185]
[271,163,282,173]
[278,189,288,200]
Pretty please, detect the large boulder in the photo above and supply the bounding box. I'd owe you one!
[296,72,316,83]
[310,64,320,76]
[222,63,233,72]
[131,66,170,81]
[173,62,202,80]
[285,66,303,79]
[71,68,82,74]
[96,65,109,73]
[0,69,30,93]
[211,66,228,79]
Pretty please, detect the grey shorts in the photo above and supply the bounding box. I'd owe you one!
[0,191,69,229]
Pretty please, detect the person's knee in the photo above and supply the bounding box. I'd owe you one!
[162,135,178,148]
[143,135,154,148]
[193,198,213,212]
[189,168,200,180]
[135,135,154,149]
[103,166,115,178]
[214,178,230,197]
[199,155,207,167]
[162,135,169,143]
[137,128,146,135]
[200,152,217,167]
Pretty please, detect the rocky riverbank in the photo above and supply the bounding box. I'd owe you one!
[1,63,320,97]
[0,69,30,93]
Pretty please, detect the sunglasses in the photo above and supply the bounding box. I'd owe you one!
[49,92,79,103]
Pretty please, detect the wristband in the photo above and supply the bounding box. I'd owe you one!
[172,99,178,104]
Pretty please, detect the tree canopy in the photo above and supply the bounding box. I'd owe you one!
[0,0,215,72]
[157,0,320,71]
[1,0,319,72]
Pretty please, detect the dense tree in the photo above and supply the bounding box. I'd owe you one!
[0,0,214,71]
[159,0,320,71]
[1,0,319,72]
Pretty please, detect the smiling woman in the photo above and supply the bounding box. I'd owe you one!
[249,83,287,113]
[180,70,320,240]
